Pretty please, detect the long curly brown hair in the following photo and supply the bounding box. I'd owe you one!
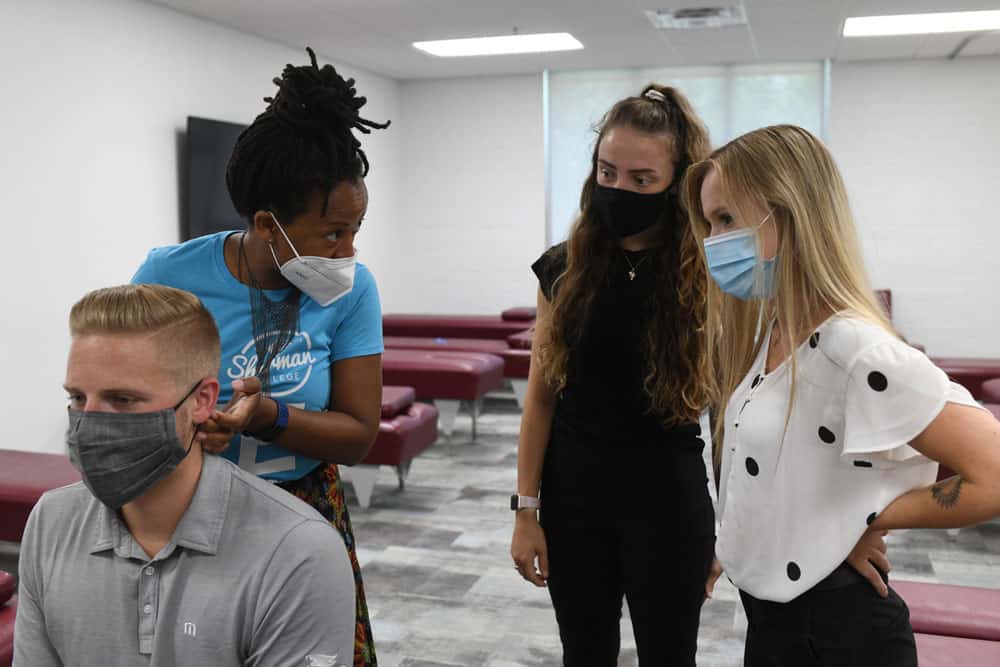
[538,84,713,425]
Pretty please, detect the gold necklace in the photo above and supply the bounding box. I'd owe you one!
[622,250,651,281]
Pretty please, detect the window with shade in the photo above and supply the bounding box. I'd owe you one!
[547,62,826,244]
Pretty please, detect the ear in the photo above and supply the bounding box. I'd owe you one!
[251,210,279,244]
[190,377,221,424]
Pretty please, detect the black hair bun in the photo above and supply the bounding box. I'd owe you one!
[264,47,390,138]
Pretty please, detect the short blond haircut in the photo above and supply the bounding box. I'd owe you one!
[70,284,221,385]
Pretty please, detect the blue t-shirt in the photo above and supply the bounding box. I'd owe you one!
[132,231,383,481]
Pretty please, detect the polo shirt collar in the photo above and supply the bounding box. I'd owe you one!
[89,454,232,557]
[170,454,231,555]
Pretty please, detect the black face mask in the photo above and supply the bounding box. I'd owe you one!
[591,184,674,238]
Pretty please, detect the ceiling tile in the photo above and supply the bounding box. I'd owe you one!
[147,0,1000,79]
[956,31,1000,56]
[914,31,980,58]
[837,34,925,61]
[655,25,758,65]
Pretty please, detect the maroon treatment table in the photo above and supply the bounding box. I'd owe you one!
[915,633,1000,666]
[382,349,504,439]
[895,580,1000,642]
[383,314,532,341]
[0,449,81,543]
[0,594,13,667]
[341,386,439,509]
[930,358,1000,401]
[507,329,534,350]
[385,336,507,355]
[501,306,536,322]
[384,336,532,406]
[982,378,1000,403]
[895,579,1000,665]
[0,573,11,607]
[875,289,893,319]
[0,569,13,667]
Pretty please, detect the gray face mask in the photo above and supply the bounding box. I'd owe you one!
[66,381,201,510]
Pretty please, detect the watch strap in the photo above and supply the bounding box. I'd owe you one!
[244,398,289,442]
[510,494,541,511]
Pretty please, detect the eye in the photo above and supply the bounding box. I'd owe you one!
[67,393,84,408]
[720,213,734,226]
[109,395,139,407]
[598,167,613,179]
[636,176,651,186]
[326,222,362,244]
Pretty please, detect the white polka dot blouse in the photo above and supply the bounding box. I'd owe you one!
[716,312,982,602]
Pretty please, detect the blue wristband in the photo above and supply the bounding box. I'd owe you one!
[245,399,289,442]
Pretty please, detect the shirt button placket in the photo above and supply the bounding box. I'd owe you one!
[138,563,158,655]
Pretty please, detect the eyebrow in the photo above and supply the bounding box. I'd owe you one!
[327,211,367,225]
[62,385,151,397]
[708,206,730,218]
[597,159,658,176]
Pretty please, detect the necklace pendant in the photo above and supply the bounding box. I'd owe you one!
[628,269,636,281]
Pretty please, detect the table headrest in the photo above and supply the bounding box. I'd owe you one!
[381,386,417,418]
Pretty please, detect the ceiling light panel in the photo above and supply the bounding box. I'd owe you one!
[843,10,1000,37]
[413,32,583,57]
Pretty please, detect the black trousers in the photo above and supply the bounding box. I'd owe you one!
[740,565,917,667]
[541,507,714,666]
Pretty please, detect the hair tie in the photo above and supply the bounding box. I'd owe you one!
[644,89,666,103]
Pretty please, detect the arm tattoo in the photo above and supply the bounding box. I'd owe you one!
[931,475,964,510]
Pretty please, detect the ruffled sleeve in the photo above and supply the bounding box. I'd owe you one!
[842,339,980,462]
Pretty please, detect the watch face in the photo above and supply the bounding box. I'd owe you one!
[510,494,518,511]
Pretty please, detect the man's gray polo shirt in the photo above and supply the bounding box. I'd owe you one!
[14,454,355,666]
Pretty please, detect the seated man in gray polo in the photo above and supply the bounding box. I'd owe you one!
[14,284,355,667]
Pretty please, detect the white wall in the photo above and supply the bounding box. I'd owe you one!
[0,0,400,453]
[384,75,546,315]
[4,0,996,456]
[391,58,1000,356]
[830,56,1000,358]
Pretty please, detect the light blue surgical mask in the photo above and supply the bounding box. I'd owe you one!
[703,211,778,300]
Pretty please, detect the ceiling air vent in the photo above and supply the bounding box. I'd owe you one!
[646,6,747,30]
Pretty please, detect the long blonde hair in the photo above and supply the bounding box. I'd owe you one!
[539,84,713,425]
[681,125,893,468]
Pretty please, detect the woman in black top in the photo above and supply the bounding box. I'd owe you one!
[510,85,715,665]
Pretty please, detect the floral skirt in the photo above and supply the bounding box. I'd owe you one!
[279,463,377,666]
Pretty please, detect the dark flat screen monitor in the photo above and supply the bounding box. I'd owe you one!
[185,116,247,240]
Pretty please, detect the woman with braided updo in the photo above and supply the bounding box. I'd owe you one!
[133,48,387,665]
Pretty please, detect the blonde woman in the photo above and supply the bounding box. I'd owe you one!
[510,86,714,665]
[683,124,1000,666]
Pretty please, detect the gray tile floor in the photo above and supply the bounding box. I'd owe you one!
[346,395,1000,667]
[3,395,998,666]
